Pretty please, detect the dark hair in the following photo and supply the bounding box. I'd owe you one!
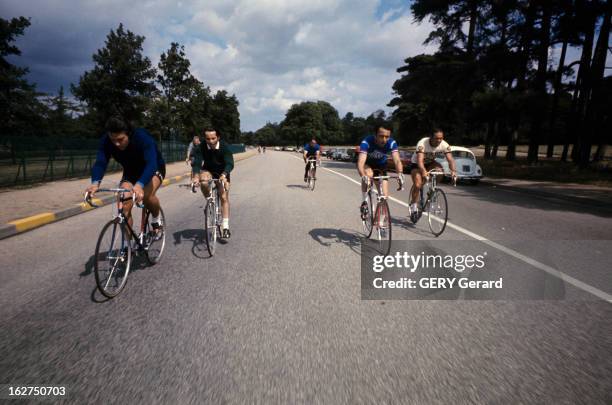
[203,128,218,136]
[376,125,391,133]
[432,128,444,135]
[105,115,132,136]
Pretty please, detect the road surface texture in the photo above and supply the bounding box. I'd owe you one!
[1,151,611,403]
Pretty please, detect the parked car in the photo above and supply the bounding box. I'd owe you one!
[286,147,295,152]
[274,146,281,151]
[332,148,351,161]
[435,146,483,184]
[385,149,413,173]
[327,148,337,159]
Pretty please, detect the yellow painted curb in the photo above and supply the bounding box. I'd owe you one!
[162,178,171,186]
[9,212,56,232]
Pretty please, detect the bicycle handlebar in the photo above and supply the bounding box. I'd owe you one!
[368,174,404,191]
[84,188,145,208]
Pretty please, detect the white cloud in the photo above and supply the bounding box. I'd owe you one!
[3,0,435,130]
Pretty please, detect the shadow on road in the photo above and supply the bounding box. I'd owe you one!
[309,228,361,255]
[391,216,436,238]
[172,228,213,259]
[286,184,310,190]
[453,182,612,218]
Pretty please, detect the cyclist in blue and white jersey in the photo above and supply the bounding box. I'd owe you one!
[357,126,404,219]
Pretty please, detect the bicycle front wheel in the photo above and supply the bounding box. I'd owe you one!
[427,188,448,237]
[145,207,166,264]
[375,199,392,256]
[94,220,132,298]
[204,199,217,256]
[309,167,316,191]
[362,192,374,238]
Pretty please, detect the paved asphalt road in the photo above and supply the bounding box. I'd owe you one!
[1,151,611,403]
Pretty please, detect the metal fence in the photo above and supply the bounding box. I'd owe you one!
[0,136,187,187]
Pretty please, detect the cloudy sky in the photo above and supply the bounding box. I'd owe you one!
[3,0,436,131]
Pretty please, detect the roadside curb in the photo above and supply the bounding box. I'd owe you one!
[0,150,257,240]
[480,179,612,210]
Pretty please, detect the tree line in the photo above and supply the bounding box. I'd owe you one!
[391,0,611,167]
[0,18,241,143]
[240,101,394,147]
[247,0,610,168]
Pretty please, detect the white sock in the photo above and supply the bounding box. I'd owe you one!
[152,215,162,224]
[222,218,229,230]
[362,192,368,202]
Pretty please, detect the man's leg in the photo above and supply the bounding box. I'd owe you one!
[143,175,162,218]
[360,166,373,218]
[220,178,231,238]
[119,180,135,229]
[304,161,309,181]
[410,167,422,205]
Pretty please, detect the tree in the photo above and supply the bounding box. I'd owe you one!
[211,90,240,143]
[157,42,201,139]
[71,24,157,128]
[0,17,47,136]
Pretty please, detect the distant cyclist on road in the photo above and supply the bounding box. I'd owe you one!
[186,135,203,193]
[198,128,234,239]
[303,138,321,182]
[409,128,456,222]
[357,126,404,219]
[86,115,166,235]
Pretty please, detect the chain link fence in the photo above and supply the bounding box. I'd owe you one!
[0,136,188,187]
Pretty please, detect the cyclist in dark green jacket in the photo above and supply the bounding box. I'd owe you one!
[199,128,234,239]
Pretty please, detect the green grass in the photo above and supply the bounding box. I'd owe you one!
[478,158,612,187]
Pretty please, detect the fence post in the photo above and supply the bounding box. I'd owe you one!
[22,152,26,184]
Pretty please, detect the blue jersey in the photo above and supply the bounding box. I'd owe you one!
[304,143,320,156]
[359,135,398,166]
[91,128,165,188]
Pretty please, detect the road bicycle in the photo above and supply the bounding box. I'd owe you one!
[203,179,225,256]
[409,169,454,236]
[305,158,319,191]
[361,173,403,256]
[85,188,166,298]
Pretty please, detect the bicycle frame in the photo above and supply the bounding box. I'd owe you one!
[86,188,150,250]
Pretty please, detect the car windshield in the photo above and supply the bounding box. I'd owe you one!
[452,150,474,160]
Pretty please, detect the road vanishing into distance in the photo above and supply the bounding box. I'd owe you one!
[1,151,611,403]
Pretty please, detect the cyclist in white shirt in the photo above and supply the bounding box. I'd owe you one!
[409,129,456,221]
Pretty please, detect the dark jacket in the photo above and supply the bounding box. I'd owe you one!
[200,140,234,175]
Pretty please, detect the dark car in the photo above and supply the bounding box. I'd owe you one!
[385,149,413,173]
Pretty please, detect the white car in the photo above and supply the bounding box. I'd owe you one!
[435,146,483,184]
[274,146,281,151]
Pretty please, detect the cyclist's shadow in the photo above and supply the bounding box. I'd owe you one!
[309,228,361,255]
[172,229,211,259]
[392,216,434,238]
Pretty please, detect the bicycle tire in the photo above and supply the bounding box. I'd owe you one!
[145,207,166,265]
[204,199,217,256]
[427,188,448,237]
[375,199,392,256]
[309,166,316,191]
[362,191,374,238]
[93,220,131,298]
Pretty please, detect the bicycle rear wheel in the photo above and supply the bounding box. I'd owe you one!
[145,207,166,264]
[375,199,392,256]
[427,188,448,236]
[94,220,132,298]
[362,192,374,238]
[204,199,217,256]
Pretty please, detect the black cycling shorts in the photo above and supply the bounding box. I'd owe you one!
[121,163,166,185]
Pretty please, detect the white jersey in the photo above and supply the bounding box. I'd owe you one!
[411,137,451,164]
